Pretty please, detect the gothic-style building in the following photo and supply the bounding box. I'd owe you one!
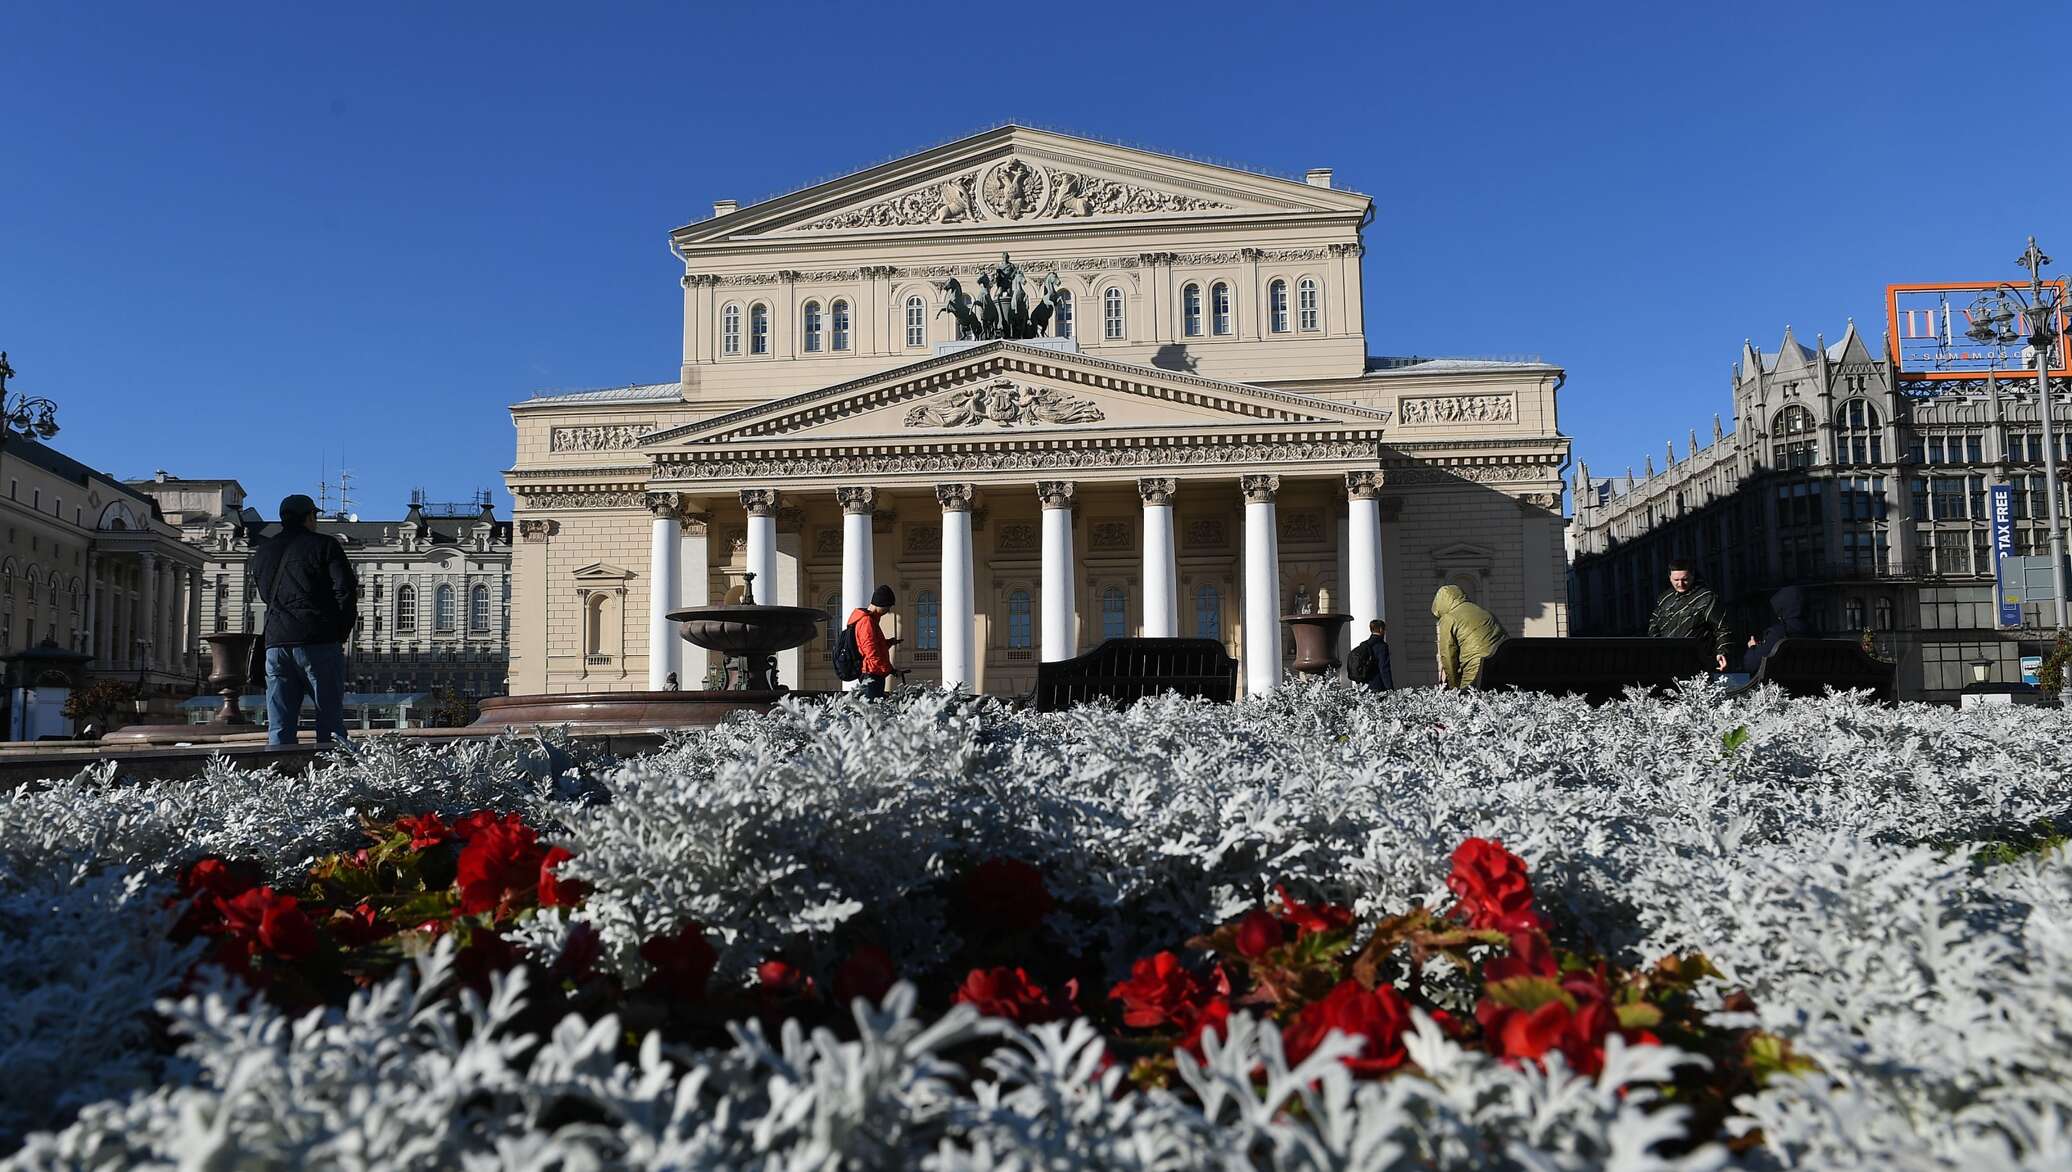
[506,126,1572,695]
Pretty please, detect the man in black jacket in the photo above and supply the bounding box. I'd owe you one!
[250,494,358,746]
[1347,619,1395,692]
[1647,560,1734,672]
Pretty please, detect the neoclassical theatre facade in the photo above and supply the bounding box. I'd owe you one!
[505,127,1570,696]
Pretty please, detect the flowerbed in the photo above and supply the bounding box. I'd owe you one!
[3,682,2070,1169]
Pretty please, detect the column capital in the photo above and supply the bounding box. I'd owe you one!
[1036,480,1076,510]
[678,511,710,536]
[1240,474,1281,504]
[519,518,557,542]
[1136,477,1177,507]
[1345,470,1382,500]
[739,488,780,517]
[644,491,683,519]
[137,550,158,567]
[836,486,878,515]
[935,482,977,512]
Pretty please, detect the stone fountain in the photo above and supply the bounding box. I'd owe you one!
[101,631,263,744]
[1281,586,1353,678]
[473,573,831,731]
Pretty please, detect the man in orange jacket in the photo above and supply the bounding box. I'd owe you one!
[847,584,900,698]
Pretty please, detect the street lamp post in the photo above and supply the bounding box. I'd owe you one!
[1964,237,2070,631]
[0,353,61,449]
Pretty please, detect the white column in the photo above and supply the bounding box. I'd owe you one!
[1038,480,1077,662]
[1137,478,1178,637]
[837,487,877,691]
[678,512,710,688]
[1241,475,1282,696]
[646,492,682,689]
[82,556,98,659]
[176,567,196,674]
[937,483,976,689]
[1346,471,1384,642]
[136,553,158,671]
[741,489,779,605]
[776,526,802,689]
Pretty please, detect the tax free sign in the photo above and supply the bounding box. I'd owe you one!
[1990,483,2022,628]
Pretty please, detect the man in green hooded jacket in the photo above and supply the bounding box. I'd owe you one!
[1432,584,1507,689]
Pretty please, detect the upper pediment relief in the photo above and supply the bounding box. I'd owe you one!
[794,156,1231,232]
[672,125,1371,246]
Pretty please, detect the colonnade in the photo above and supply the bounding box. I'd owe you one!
[80,551,203,676]
[643,471,1389,694]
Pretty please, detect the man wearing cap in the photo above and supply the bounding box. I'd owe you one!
[846,584,901,698]
[249,494,358,745]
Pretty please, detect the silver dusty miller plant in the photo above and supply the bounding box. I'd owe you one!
[4,681,2070,1167]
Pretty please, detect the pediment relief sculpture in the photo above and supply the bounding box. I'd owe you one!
[794,157,1230,231]
[902,377,1106,429]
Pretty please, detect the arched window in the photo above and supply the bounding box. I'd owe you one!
[1839,399,1883,465]
[469,584,490,632]
[722,303,741,356]
[916,591,940,652]
[1101,586,1127,639]
[905,295,927,347]
[1103,287,1125,340]
[1054,290,1074,339]
[802,301,823,353]
[1193,586,1220,639]
[831,299,850,351]
[749,304,770,355]
[1007,590,1033,648]
[434,584,455,632]
[1268,279,1290,333]
[1211,282,1233,335]
[1297,278,1320,331]
[396,584,417,634]
[1181,283,1204,337]
[584,594,608,655]
[1771,405,1818,469]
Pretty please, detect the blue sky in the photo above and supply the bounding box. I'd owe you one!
[5,2,2067,518]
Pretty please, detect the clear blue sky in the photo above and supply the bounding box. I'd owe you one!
[5,2,2067,518]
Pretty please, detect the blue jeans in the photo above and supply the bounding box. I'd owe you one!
[266,643,350,746]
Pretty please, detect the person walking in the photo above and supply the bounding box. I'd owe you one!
[1647,559,1734,672]
[1347,619,1395,692]
[1432,585,1506,690]
[844,585,901,699]
[249,494,358,746]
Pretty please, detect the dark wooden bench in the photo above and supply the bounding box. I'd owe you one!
[1474,637,1714,704]
[1733,638,1895,702]
[1033,637,1238,712]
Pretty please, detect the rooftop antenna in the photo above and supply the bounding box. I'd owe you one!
[315,453,333,517]
[337,466,355,520]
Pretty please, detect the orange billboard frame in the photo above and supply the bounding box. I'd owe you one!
[1887,280,2072,381]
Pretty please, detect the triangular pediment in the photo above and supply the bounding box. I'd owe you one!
[674,126,1370,243]
[643,342,1387,448]
[571,561,634,582]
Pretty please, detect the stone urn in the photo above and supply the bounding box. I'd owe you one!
[668,573,825,693]
[1282,612,1353,676]
[203,632,261,724]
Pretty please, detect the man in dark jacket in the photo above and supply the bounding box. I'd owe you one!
[1647,560,1734,671]
[249,494,358,745]
[1742,585,1810,674]
[1347,619,1395,692]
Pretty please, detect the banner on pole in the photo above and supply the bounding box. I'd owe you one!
[1990,483,2022,628]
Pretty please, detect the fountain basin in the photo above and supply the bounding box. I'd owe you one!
[1282,612,1354,676]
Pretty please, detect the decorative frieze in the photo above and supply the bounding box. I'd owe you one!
[1044,168,1227,217]
[653,439,1382,480]
[792,158,1228,230]
[997,522,1038,554]
[552,424,656,452]
[1088,519,1132,552]
[512,489,646,510]
[1384,464,1559,485]
[1398,394,1515,426]
[1136,477,1177,506]
[1183,518,1228,549]
[1517,492,1563,510]
[903,378,1106,428]
[813,528,842,558]
[1282,511,1324,544]
[904,525,942,556]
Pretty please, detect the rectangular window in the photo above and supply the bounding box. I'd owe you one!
[1933,530,1970,576]
[1926,436,1946,464]
[1932,477,1966,521]
[1966,435,1983,464]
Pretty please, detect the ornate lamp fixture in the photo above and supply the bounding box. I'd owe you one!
[0,353,60,448]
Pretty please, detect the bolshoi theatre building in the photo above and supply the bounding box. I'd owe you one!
[504,126,1571,696]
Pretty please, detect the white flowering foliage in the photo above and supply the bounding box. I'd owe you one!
[4,681,2070,1167]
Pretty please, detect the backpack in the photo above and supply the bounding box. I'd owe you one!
[831,617,864,682]
[1346,639,1376,683]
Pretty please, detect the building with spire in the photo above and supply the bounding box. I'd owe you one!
[1569,322,2071,702]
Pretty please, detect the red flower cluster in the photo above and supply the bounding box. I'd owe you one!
[1274,886,1355,939]
[454,814,548,917]
[640,920,718,1002]
[172,857,319,972]
[953,966,1070,1024]
[1446,838,1546,934]
[832,944,897,1005]
[959,858,1055,936]
[1282,979,1412,1074]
